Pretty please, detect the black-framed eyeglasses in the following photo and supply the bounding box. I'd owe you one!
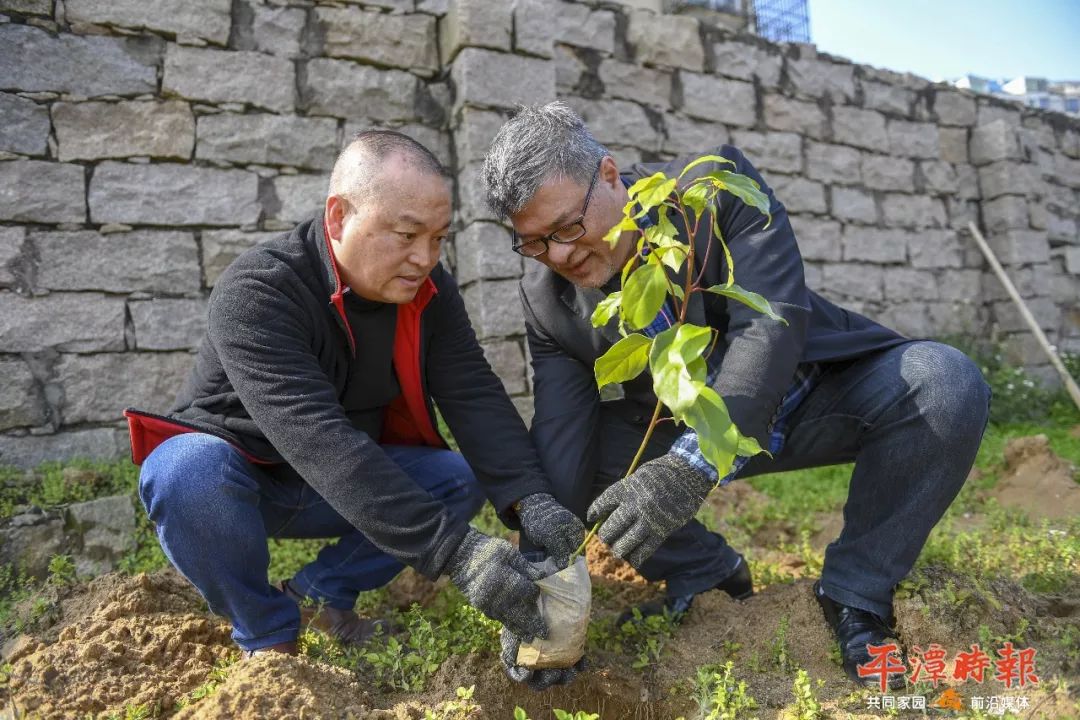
[512,160,602,258]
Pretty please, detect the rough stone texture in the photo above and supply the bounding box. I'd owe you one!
[129,298,207,350]
[0,161,86,223]
[841,226,908,264]
[887,120,940,159]
[0,358,45,431]
[65,0,231,45]
[201,229,281,286]
[788,215,840,261]
[933,90,976,126]
[881,193,946,228]
[451,48,555,112]
[599,60,671,110]
[786,56,855,102]
[271,173,326,224]
[163,45,295,113]
[481,340,526,395]
[762,94,827,139]
[318,7,438,73]
[663,114,727,155]
[627,10,704,71]
[983,194,1030,232]
[553,44,585,93]
[439,0,512,63]
[938,127,969,165]
[456,162,496,224]
[66,494,137,577]
[554,1,615,54]
[2,0,51,14]
[514,0,556,59]
[463,279,525,339]
[885,268,939,301]
[453,107,508,166]
[0,24,157,97]
[566,97,660,151]
[56,351,194,423]
[0,429,125,470]
[455,222,522,286]
[770,175,826,214]
[712,40,781,87]
[729,131,801,174]
[805,142,861,185]
[993,296,1060,334]
[861,81,912,117]
[679,73,755,128]
[0,226,25,288]
[938,269,982,302]
[33,229,201,294]
[304,59,419,122]
[831,106,888,151]
[970,120,1022,166]
[830,186,877,225]
[0,93,49,156]
[251,4,306,57]
[89,162,260,226]
[196,113,339,169]
[822,262,884,301]
[920,160,959,195]
[53,101,195,162]
[908,230,964,268]
[861,154,915,192]
[0,292,126,352]
[0,509,66,580]
[986,230,1050,266]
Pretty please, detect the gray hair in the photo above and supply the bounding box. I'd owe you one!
[329,129,449,206]
[482,101,609,219]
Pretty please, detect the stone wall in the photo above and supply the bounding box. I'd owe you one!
[1,0,1078,468]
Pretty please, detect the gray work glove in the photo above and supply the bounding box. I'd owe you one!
[515,492,588,569]
[586,453,714,569]
[446,528,548,641]
[500,627,586,691]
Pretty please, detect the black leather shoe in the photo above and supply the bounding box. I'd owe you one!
[814,581,905,690]
[616,559,753,627]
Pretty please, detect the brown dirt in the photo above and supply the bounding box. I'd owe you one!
[991,434,1080,520]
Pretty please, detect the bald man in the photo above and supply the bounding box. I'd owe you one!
[128,131,585,659]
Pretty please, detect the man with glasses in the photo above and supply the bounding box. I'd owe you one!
[481,102,991,689]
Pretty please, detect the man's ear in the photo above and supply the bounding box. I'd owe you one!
[599,155,621,189]
[325,195,345,243]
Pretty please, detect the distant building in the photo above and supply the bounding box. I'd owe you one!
[673,0,810,42]
[950,74,1080,116]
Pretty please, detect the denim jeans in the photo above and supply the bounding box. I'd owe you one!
[138,433,484,651]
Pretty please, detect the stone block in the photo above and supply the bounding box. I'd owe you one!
[599,60,672,110]
[0,24,157,97]
[1054,154,1080,190]
[679,72,755,128]
[89,162,260,226]
[453,107,508,166]
[513,0,555,58]
[953,166,979,201]
[861,81,913,117]
[986,229,1050,266]
[919,161,959,195]
[565,97,660,152]
[970,120,1021,166]
[554,1,616,54]
[938,127,968,164]
[860,154,915,192]
[33,229,201,294]
[662,114,727,156]
[2,0,51,14]
[0,226,25,288]
[0,358,46,431]
[1065,246,1080,275]
[729,131,801,175]
[786,56,855,102]
[982,195,1029,232]
[65,0,231,44]
[907,229,965,269]
[976,101,1021,128]
[0,291,125,352]
[317,7,437,73]
[712,40,781,87]
[0,160,85,223]
[788,215,840,261]
[271,173,326,224]
[933,90,976,126]
[554,45,585,94]
[56,352,195,424]
[481,339,526,395]
[1047,212,1078,245]
[627,10,703,70]
[438,0,511,64]
[201,229,281,287]
[831,106,887,151]
[196,113,338,170]
[0,429,125,470]
[129,298,207,350]
[0,93,49,156]
[881,193,946,229]
[163,45,294,113]
[992,296,1059,334]
[463,279,525,339]
[887,120,940,159]
[53,101,195,162]
[0,508,66,580]
[822,263,884,301]
[830,186,877,225]
[803,261,823,288]
[769,175,826,215]
[763,94,827,139]
[251,4,306,57]
[66,494,136,578]
[454,222,522,286]
[876,301,932,338]
[841,226,908,264]
[451,48,554,112]
[980,265,1038,302]
[937,269,982,302]
[927,300,981,337]
[805,142,861,185]
[456,162,495,224]
[884,268,939,301]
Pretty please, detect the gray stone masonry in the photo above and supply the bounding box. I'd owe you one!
[0,0,1077,466]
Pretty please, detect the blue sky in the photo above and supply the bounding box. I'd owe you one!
[808,0,1080,83]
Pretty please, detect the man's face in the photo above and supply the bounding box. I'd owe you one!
[510,157,634,288]
[325,155,451,304]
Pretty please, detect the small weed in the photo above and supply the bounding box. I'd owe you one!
[693,661,758,720]
[47,554,76,585]
[173,654,237,710]
[587,609,678,669]
[785,669,823,720]
[771,615,795,673]
[424,685,480,720]
[553,711,600,720]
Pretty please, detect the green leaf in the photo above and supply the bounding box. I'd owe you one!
[711,211,735,287]
[649,325,712,415]
[703,283,788,324]
[681,181,712,218]
[627,172,678,215]
[712,170,772,228]
[737,433,765,458]
[683,386,740,478]
[591,290,622,328]
[604,215,639,248]
[650,231,689,273]
[514,708,529,720]
[595,333,652,388]
[678,154,735,179]
[553,711,572,720]
[622,263,668,330]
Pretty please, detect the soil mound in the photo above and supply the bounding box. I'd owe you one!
[992,434,1080,520]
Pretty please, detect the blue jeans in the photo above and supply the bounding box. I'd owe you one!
[138,433,484,651]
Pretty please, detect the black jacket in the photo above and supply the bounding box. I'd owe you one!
[168,215,550,578]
